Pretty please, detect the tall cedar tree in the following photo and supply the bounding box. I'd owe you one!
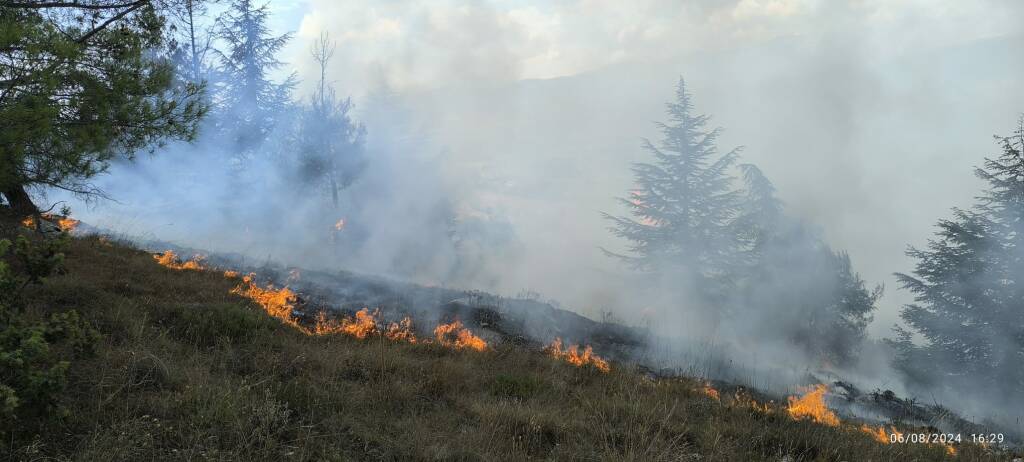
[213,0,296,161]
[604,78,742,311]
[0,1,205,216]
[892,119,1024,400]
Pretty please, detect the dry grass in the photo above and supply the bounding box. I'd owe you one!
[1,233,1013,461]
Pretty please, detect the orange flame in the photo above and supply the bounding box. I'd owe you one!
[386,317,417,343]
[731,390,772,413]
[341,308,377,339]
[313,309,419,344]
[334,218,346,231]
[859,424,957,455]
[786,384,839,426]
[547,338,611,372]
[701,382,720,400]
[434,320,487,351]
[154,250,205,271]
[230,274,299,328]
[56,216,79,232]
[21,214,80,232]
[860,424,889,443]
[313,308,377,339]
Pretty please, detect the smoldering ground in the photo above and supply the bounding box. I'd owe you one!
[50,0,1024,439]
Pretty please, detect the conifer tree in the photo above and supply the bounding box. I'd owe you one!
[604,78,743,303]
[734,164,878,366]
[213,0,296,161]
[294,32,366,208]
[0,1,205,216]
[892,119,1024,399]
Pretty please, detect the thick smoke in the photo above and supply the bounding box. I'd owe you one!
[49,0,1024,437]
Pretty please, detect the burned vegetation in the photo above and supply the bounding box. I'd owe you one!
[0,214,1016,460]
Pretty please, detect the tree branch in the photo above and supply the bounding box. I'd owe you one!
[2,1,145,9]
[74,0,150,44]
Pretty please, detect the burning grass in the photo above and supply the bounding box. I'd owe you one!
[2,230,1012,461]
[230,274,300,328]
[546,338,610,372]
[858,423,958,456]
[786,383,840,426]
[21,213,81,232]
[314,308,376,339]
[154,250,206,271]
[700,382,720,400]
[385,317,417,343]
[433,320,488,351]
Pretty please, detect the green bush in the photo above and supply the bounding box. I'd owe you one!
[0,234,98,431]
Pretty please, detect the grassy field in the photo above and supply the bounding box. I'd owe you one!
[0,225,1014,461]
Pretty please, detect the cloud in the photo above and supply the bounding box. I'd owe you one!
[286,0,1022,99]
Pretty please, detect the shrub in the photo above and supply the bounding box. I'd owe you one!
[0,234,99,432]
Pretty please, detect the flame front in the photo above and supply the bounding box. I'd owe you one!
[786,384,839,426]
[701,382,720,400]
[154,250,205,271]
[860,424,889,444]
[21,213,81,232]
[386,317,417,343]
[334,218,346,231]
[547,338,611,372]
[231,274,300,328]
[341,308,377,339]
[434,320,487,351]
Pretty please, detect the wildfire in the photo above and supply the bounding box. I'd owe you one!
[434,320,487,351]
[334,218,346,231]
[313,309,420,344]
[154,250,205,271]
[858,424,957,456]
[386,317,417,343]
[860,424,889,444]
[546,338,611,372]
[313,308,376,338]
[786,384,840,427]
[731,390,772,413]
[700,382,720,400]
[341,308,377,339]
[21,213,81,232]
[230,274,300,328]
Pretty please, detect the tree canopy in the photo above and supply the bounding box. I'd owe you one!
[892,119,1024,400]
[0,0,205,215]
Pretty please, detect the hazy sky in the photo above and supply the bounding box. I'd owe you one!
[275,0,1023,93]
[229,0,1024,336]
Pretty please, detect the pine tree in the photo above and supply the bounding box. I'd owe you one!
[604,78,743,300]
[0,1,205,216]
[213,0,296,161]
[293,33,366,209]
[892,119,1024,400]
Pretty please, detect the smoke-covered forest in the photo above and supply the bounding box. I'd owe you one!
[2,0,1023,459]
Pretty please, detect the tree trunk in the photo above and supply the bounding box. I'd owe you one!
[330,176,339,210]
[2,183,38,217]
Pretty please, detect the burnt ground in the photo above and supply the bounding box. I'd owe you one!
[131,233,1020,448]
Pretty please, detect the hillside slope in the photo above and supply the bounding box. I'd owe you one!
[0,228,1011,461]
